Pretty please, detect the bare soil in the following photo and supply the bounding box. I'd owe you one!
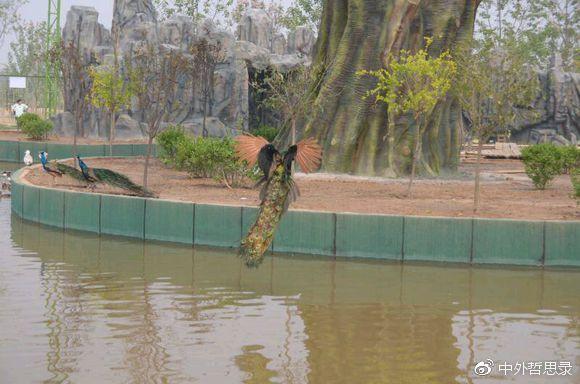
[23,157,579,221]
[0,130,147,145]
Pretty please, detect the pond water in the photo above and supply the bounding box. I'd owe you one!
[0,195,579,383]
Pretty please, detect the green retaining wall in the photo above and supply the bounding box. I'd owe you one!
[10,168,580,268]
[0,140,155,163]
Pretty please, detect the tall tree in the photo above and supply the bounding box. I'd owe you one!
[88,16,130,156]
[54,41,95,163]
[476,0,579,71]
[0,0,27,50]
[455,41,539,212]
[297,0,480,176]
[130,43,187,188]
[6,21,46,75]
[89,62,133,156]
[191,38,224,137]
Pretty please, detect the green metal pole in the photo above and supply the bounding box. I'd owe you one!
[44,0,61,119]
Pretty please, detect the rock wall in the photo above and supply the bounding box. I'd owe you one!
[512,55,579,145]
[53,3,313,139]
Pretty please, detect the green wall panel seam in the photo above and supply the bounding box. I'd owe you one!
[143,199,147,239]
[192,203,196,246]
[401,216,406,262]
[541,221,546,266]
[98,195,102,235]
[332,213,337,256]
[470,219,475,264]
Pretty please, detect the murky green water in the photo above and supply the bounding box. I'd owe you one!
[0,194,579,383]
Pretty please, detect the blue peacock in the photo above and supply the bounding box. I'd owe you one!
[39,151,155,198]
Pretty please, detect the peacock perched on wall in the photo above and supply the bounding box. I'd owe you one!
[39,152,156,198]
[235,134,322,267]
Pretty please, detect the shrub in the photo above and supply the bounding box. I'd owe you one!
[252,125,279,142]
[19,113,53,140]
[571,167,580,199]
[176,136,253,187]
[558,145,580,174]
[157,125,187,164]
[521,143,563,190]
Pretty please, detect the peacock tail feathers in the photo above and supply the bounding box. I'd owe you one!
[55,163,87,182]
[92,168,156,198]
[240,163,291,267]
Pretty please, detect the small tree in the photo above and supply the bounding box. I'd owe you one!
[359,38,456,196]
[53,41,95,162]
[258,65,318,145]
[455,40,539,212]
[89,62,132,156]
[89,19,130,156]
[130,43,187,189]
[190,38,224,137]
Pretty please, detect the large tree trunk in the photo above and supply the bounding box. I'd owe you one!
[297,0,480,176]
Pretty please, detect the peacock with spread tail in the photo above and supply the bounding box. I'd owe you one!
[235,134,322,267]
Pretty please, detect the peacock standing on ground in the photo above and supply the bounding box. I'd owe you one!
[74,155,156,198]
[39,151,64,181]
[235,134,322,267]
[40,152,155,198]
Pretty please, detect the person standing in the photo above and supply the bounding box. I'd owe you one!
[11,99,29,130]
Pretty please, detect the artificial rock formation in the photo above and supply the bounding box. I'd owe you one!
[512,55,579,145]
[53,2,313,140]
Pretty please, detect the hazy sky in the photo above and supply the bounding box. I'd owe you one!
[1,1,113,64]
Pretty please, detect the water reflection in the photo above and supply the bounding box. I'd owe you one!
[1,199,579,383]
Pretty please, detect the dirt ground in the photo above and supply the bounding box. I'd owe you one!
[0,130,147,145]
[23,157,579,221]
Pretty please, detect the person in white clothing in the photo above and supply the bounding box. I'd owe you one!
[11,99,29,130]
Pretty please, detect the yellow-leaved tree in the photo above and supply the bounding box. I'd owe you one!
[358,38,456,196]
[89,62,133,156]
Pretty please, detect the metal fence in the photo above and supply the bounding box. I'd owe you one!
[0,75,64,127]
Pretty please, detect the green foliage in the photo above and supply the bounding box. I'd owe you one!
[157,125,188,164]
[359,39,456,120]
[280,0,322,31]
[571,167,580,199]
[89,64,132,113]
[19,112,53,140]
[476,0,578,71]
[454,39,540,141]
[559,145,580,174]
[5,20,45,75]
[159,131,253,187]
[252,125,279,142]
[154,0,234,26]
[521,144,564,190]
[0,0,28,49]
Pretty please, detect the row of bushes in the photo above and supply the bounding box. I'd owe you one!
[521,143,580,196]
[157,126,259,188]
[19,113,53,140]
